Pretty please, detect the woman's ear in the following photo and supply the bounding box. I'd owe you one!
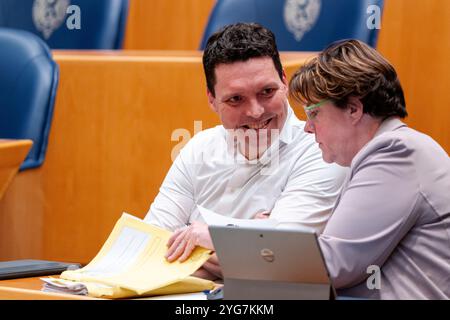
[347,96,364,124]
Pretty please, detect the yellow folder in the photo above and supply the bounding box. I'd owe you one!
[43,213,214,298]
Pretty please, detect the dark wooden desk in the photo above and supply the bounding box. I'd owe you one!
[0,275,212,300]
[0,276,99,300]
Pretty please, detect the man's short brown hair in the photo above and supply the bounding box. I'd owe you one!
[203,23,283,97]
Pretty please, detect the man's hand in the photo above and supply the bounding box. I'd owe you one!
[165,221,214,262]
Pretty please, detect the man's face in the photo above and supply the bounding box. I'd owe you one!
[207,57,288,158]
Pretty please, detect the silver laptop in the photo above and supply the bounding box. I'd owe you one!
[209,225,335,300]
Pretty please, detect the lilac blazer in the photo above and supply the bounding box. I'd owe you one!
[319,117,450,299]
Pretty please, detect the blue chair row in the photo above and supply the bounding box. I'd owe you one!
[1,0,383,51]
[200,0,384,51]
[0,28,58,170]
[0,0,129,170]
[0,0,129,49]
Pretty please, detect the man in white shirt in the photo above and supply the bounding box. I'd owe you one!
[144,23,346,279]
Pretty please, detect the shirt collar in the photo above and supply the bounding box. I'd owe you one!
[255,103,295,166]
[349,117,407,169]
[374,117,407,138]
[278,102,295,145]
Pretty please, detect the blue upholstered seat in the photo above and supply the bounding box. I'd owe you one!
[0,28,59,170]
[0,0,129,49]
[200,0,384,51]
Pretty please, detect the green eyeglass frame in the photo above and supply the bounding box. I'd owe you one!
[303,99,330,119]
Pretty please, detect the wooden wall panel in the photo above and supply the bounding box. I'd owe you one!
[123,0,216,50]
[0,52,215,263]
[0,51,310,264]
[377,0,450,153]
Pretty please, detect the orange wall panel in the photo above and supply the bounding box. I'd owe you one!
[124,0,215,50]
[378,0,450,153]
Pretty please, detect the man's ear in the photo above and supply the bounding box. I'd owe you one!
[347,96,364,124]
[282,69,288,87]
[281,69,287,85]
[207,89,218,113]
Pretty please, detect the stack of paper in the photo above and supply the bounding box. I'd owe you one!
[41,213,214,299]
[41,277,88,295]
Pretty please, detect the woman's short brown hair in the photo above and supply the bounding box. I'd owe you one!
[289,39,407,119]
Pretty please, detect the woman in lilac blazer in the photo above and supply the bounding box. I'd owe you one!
[290,39,450,299]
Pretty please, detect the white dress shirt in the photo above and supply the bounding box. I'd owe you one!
[145,106,347,233]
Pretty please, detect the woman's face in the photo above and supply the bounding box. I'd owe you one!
[303,101,356,167]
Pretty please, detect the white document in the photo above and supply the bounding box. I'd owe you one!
[141,292,208,300]
[197,205,278,229]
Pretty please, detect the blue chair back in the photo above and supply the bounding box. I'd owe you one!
[0,28,59,170]
[0,0,129,49]
[200,0,384,51]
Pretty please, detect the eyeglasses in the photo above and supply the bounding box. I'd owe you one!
[303,99,330,120]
